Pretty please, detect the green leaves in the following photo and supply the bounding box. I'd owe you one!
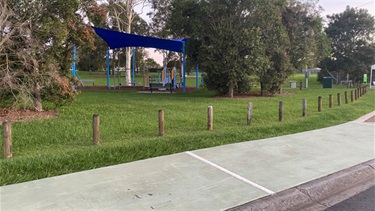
[321,6,375,83]
[162,0,330,96]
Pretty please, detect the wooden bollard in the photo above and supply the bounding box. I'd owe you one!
[302,99,307,117]
[93,114,100,145]
[344,91,348,104]
[329,94,333,108]
[337,93,341,106]
[3,122,12,158]
[158,110,164,136]
[355,89,358,100]
[279,101,283,122]
[359,88,362,97]
[247,102,253,126]
[208,106,213,130]
[318,96,322,112]
[351,90,354,102]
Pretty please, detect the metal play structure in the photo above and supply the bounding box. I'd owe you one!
[92,27,189,92]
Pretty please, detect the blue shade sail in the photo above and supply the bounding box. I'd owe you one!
[92,27,185,53]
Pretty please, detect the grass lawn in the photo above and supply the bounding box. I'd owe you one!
[1,74,374,186]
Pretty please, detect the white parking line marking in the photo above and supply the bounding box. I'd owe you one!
[185,151,275,194]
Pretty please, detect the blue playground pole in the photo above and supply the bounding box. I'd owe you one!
[182,42,186,92]
[173,67,177,88]
[106,48,110,89]
[72,44,77,77]
[132,47,135,86]
[195,64,199,89]
[71,44,79,89]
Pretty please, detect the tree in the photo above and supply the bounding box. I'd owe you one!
[107,0,148,85]
[144,58,160,68]
[239,0,291,95]
[0,0,100,111]
[321,7,375,84]
[158,0,329,96]
[283,0,330,71]
[78,2,108,72]
[164,0,264,97]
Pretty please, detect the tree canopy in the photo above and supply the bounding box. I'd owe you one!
[158,0,329,96]
[0,0,104,111]
[320,6,375,84]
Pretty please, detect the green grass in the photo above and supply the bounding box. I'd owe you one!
[1,74,374,186]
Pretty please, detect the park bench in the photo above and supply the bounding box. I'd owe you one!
[340,80,352,85]
[81,79,95,86]
[149,82,174,93]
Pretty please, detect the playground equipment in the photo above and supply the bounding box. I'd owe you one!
[144,67,177,92]
[92,27,188,92]
[158,67,177,87]
[71,45,85,87]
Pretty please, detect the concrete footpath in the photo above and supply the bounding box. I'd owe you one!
[1,112,374,210]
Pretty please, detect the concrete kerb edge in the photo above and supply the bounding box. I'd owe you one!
[227,159,375,211]
[354,110,375,122]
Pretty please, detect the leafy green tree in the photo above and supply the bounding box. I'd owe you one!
[251,0,298,95]
[164,0,262,97]
[156,0,329,96]
[321,7,375,84]
[0,0,101,111]
[283,0,331,71]
[77,2,108,72]
[144,58,160,68]
[148,0,172,38]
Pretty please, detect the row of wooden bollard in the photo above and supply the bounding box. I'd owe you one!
[1,86,370,158]
[317,86,369,112]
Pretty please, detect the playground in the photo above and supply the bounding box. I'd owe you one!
[72,27,202,92]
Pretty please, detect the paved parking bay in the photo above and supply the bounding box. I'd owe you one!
[1,112,374,210]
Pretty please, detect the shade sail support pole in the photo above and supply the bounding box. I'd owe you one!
[106,48,110,89]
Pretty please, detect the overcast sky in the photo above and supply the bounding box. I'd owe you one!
[135,0,375,65]
[318,0,374,17]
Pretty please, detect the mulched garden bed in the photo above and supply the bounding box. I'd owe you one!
[0,108,59,123]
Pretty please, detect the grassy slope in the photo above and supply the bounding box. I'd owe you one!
[1,74,374,185]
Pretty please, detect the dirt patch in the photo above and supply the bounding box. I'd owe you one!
[214,91,295,98]
[0,108,59,124]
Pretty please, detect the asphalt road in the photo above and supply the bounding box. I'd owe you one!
[325,186,375,211]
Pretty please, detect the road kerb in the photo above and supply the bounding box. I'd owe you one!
[227,159,375,211]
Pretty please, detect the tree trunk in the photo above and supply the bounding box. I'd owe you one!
[228,81,234,98]
[260,82,265,96]
[33,83,43,112]
[125,47,131,86]
[125,1,134,86]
